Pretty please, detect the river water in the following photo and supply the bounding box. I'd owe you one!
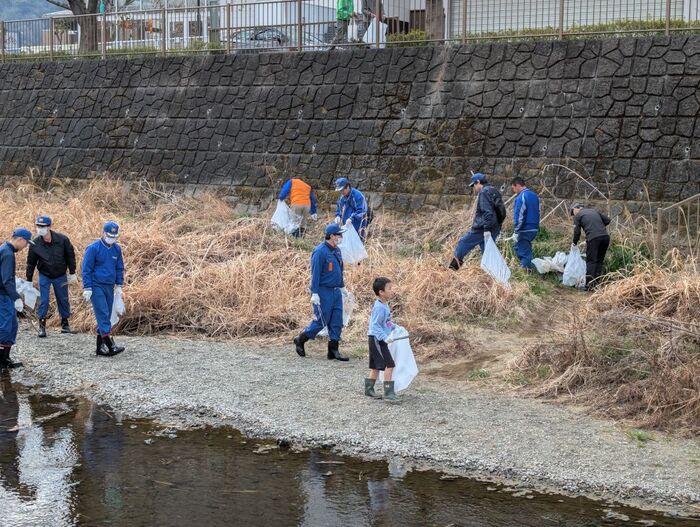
[0,376,697,527]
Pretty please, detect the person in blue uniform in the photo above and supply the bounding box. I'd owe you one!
[26,215,78,337]
[510,177,541,271]
[334,177,369,242]
[0,228,34,369]
[82,222,125,357]
[293,224,349,362]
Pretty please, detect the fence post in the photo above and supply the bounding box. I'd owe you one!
[558,0,564,39]
[226,2,232,54]
[375,0,381,49]
[297,0,303,52]
[655,207,664,262]
[161,8,167,56]
[49,17,55,61]
[461,0,467,44]
[665,0,671,36]
[101,14,107,59]
[0,21,5,63]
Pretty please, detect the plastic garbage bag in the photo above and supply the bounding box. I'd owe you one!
[318,289,355,338]
[562,244,587,288]
[379,325,418,392]
[15,278,39,310]
[532,251,568,274]
[271,200,300,235]
[110,288,126,327]
[480,232,511,286]
[363,20,388,48]
[338,223,367,265]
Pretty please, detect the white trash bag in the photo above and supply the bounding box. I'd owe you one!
[318,289,355,338]
[363,20,388,48]
[338,223,367,265]
[480,232,511,286]
[271,200,300,235]
[15,278,40,310]
[379,325,418,392]
[532,251,568,274]
[110,288,126,327]
[562,244,587,288]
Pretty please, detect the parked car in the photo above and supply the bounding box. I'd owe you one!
[230,27,330,53]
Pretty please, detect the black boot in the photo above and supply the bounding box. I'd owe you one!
[38,319,47,338]
[293,332,309,357]
[60,318,76,334]
[448,257,462,271]
[327,340,349,362]
[1,346,22,369]
[96,334,111,356]
[104,336,125,356]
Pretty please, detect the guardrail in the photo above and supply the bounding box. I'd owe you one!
[0,0,699,61]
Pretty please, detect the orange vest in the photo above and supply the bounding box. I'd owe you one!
[290,179,312,207]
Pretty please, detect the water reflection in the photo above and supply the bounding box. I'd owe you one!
[0,377,697,527]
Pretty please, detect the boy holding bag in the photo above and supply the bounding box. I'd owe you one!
[365,277,398,401]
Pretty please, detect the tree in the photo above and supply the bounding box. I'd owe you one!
[43,0,138,54]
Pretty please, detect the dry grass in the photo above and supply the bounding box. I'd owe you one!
[0,178,533,360]
[514,263,700,434]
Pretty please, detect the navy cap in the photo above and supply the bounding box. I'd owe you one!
[334,177,350,191]
[468,173,487,187]
[325,223,346,237]
[12,228,34,244]
[103,221,120,238]
[35,215,52,226]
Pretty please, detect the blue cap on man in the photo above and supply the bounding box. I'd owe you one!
[468,173,487,187]
[325,224,346,237]
[12,228,35,244]
[35,215,52,226]
[334,177,350,191]
[103,221,120,238]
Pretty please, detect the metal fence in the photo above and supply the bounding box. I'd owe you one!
[1,0,699,61]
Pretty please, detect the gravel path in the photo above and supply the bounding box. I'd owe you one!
[12,329,700,516]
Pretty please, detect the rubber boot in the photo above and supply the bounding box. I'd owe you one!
[0,347,8,368]
[383,381,399,401]
[364,378,381,398]
[95,334,112,356]
[327,340,349,362]
[293,332,309,357]
[104,336,125,356]
[38,319,47,338]
[1,347,23,369]
[448,257,462,271]
[60,318,76,334]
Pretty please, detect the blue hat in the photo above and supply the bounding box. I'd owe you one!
[12,228,35,244]
[469,172,487,187]
[325,224,346,237]
[35,215,52,226]
[334,177,350,191]
[103,221,120,238]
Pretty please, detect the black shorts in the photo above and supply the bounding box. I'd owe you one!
[368,336,395,371]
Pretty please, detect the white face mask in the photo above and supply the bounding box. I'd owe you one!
[104,236,117,246]
[36,227,49,236]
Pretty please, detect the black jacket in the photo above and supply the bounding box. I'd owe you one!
[26,230,77,281]
[472,185,501,232]
[573,208,611,245]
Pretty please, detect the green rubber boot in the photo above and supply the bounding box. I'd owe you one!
[383,381,399,402]
[364,378,381,398]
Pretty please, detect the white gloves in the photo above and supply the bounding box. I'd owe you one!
[311,293,321,306]
[14,298,23,313]
[340,287,347,295]
[311,213,318,221]
[385,336,395,344]
[345,218,352,226]
[512,233,519,243]
[83,289,92,302]
[67,274,78,284]
[334,216,341,225]
[115,286,123,295]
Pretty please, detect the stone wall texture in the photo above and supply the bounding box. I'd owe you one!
[0,36,698,211]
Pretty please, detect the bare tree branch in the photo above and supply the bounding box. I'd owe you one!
[44,0,71,9]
